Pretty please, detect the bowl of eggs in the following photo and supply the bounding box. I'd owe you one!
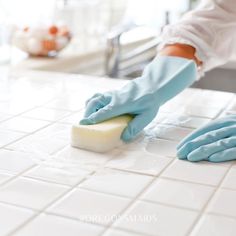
[12,25,71,57]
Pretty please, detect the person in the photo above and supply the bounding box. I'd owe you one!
[80,0,236,162]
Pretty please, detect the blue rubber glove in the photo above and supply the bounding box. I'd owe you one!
[177,115,236,162]
[80,56,197,141]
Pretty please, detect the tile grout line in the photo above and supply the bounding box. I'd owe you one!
[185,162,235,236]
[5,150,119,236]
[175,94,236,236]
[182,91,236,235]
[2,132,229,234]
[3,151,235,235]
[99,157,177,236]
[0,98,89,236]
[159,172,230,187]
[20,106,84,123]
[100,97,236,236]
[205,211,236,221]
[0,95,59,122]
[215,95,236,119]
[0,101,84,151]
[1,101,227,160]
[0,165,38,188]
[1,107,85,158]
[2,151,153,236]
[3,163,235,220]
[0,87,234,236]
[18,163,236,215]
[0,140,118,190]
[6,171,98,236]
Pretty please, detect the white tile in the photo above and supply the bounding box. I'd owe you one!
[45,96,86,111]
[146,112,169,127]
[190,214,236,236]
[60,110,84,124]
[106,150,171,176]
[191,90,233,109]
[147,124,193,141]
[221,167,236,190]
[162,114,210,129]
[207,189,236,217]
[0,71,233,236]
[0,117,50,133]
[25,162,91,186]
[201,90,233,103]
[162,160,228,186]
[34,123,71,140]
[0,177,69,210]
[0,202,34,236]
[114,200,198,236]
[0,101,34,115]
[222,99,236,113]
[220,110,236,117]
[0,112,12,122]
[103,229,143,236]
[55,146,116,171]
[0,129,25,147]
[23,107,72,122]
[13,214,104,236]
[145,138,178,158]
[48,188,130,226]
[0,171,13,185]
[80,168,153,198]
[119,134,147,152]
[0,149,35,174]
[141,178,214,210]
[168,89,197,105]
[159,100,185,113]
[8,134,69,156]
[181,105,221,119]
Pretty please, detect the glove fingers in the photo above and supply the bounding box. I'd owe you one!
[84,95,110,118]
[80,103,123,125]
[85,93,103,106]
[177,126,236,159]
[186,136,236,162]
[208,147,236,162]
[121,110,155,142]
[177,117,236,150]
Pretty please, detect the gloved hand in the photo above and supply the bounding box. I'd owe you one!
[80,56,197,141]
[177,115,236,162]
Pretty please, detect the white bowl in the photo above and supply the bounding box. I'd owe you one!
[12,25,71,57]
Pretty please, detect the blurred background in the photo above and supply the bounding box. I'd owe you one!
[2,0,236,92]
[0,0,200,77]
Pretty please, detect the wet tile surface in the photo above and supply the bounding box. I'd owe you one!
[0,70,234,236]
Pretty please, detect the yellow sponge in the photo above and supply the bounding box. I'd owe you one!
[71,115,132,152]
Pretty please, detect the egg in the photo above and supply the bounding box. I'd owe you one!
[58,26,70,37]
[42,39,57,51]
[12,24,71,56]
[49,25,58,35]
[28,27,47,40]
[27,37,42,55]
[56,37,68,50]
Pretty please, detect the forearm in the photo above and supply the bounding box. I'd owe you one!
[159,0,236,74]
[159,43,202,67]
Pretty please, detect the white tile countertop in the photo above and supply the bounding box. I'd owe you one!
[0,68,236,236]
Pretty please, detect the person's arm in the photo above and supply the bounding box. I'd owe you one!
[160,1,236,163]
[159,0,236,75]
[160,43,202,66]
[80,0,236,143]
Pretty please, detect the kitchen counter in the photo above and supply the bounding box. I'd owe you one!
[0,69,236,236]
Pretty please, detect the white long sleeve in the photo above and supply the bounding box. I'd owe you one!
[159,0,236,74]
